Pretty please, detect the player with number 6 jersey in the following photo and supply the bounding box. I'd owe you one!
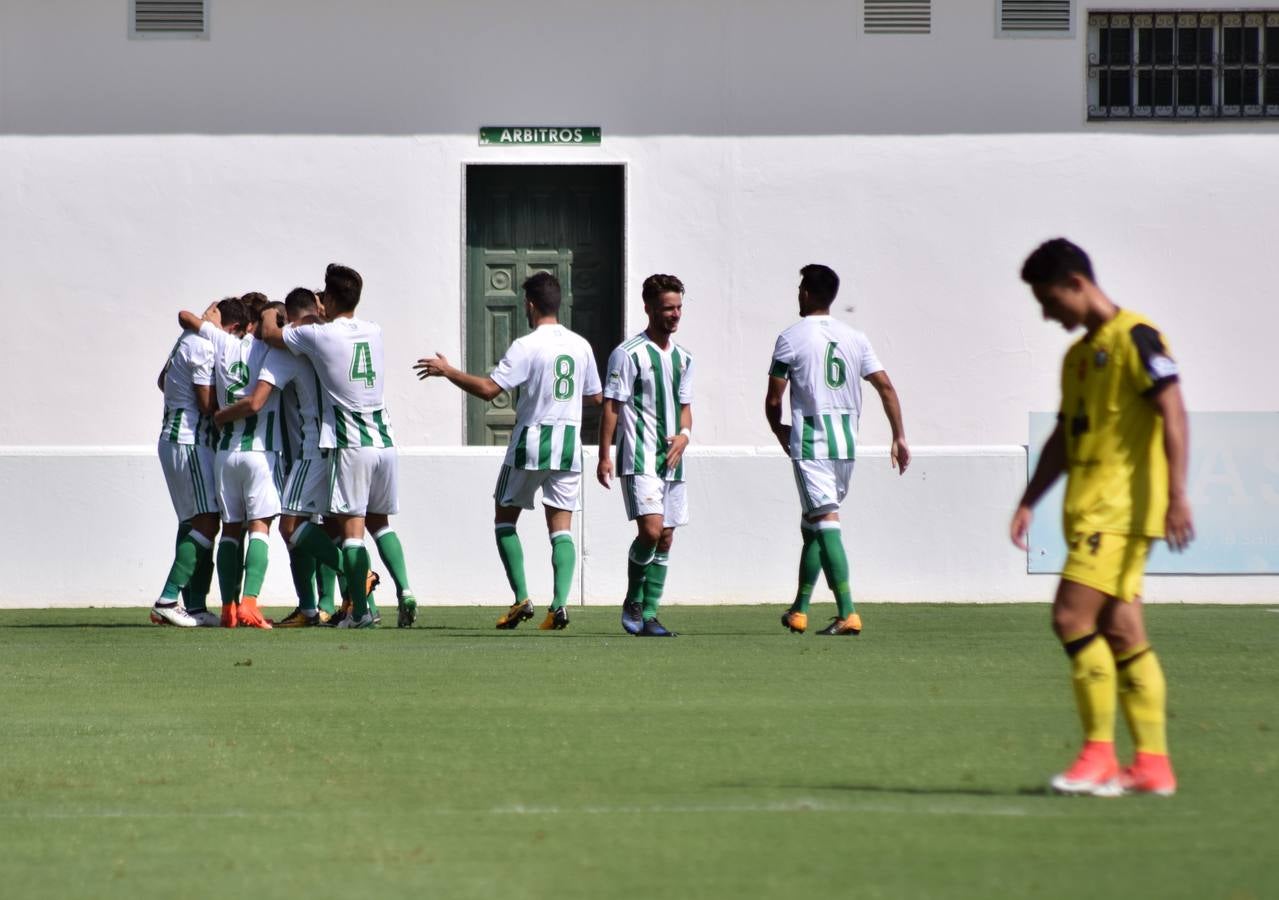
[415,272,602,631]
[261,263,416,629]
[765,264,910,637]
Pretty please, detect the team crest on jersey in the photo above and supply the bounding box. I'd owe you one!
[1094,350,1108,369]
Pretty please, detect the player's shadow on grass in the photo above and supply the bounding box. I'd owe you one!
[727,781,1046,798]
[3,623,157,629]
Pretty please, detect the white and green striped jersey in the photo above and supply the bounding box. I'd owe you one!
[199,322,289,454]
[492,324,603,473]
[604,332,695,481]
[264,351,323,462]
[282,316,395,450]
[159,332,216,446]
[770,315,883,461]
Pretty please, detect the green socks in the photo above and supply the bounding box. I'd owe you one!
[185,541,216,612]
[495,524,529,602]
[642,551,669,620]
[792,524,823,614]
[550,531,575,610]
[315,561,338,615]
[374,526,415,601]
[242,533,270,598]
[216,537,243,605]
[814,523,855,618]
[159,528,211,602]
[291,521,343,571]
[626,539,656,603]
[342,540,373,617]
[289,545,318,611]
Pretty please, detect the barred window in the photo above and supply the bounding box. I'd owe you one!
[1088,10,1279,119]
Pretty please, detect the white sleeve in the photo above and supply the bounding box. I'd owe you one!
[282,323,315,357]
[257,348,292,388]
[858,333,884,378]
[769,333,794,378]
[184,338,214,386]
[603,347,634,402]
[198,320,227,351]
[489,341,530,392]
[678,353,695,405]
[582,349,603,396]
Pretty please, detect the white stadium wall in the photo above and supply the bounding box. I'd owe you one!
[1,1,1276,606]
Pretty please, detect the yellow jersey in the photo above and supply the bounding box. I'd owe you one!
[1059,308,1179,537]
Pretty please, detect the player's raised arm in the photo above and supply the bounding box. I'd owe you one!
[1152,382,1194,551]
[213,379,274,427]
[1010,421,1066,550]
[596,398,620,488]
[866,370,910,475]
[413,353,504,401]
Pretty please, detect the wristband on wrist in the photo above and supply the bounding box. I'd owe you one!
[679,427,692,441]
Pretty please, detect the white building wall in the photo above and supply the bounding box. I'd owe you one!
[1,1,1275,605]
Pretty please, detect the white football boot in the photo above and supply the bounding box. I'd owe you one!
[150,603,198,627]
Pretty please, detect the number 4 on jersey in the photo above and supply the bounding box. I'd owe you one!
[350,341,376,388]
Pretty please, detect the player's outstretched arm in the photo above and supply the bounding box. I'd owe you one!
[596,399,619,488]
[413,353,503,401]
[1152,382,1194,551]
[1011,422,1066,550]
[867,370,910,475]
[213,380,274,427]
[763,376,790,452]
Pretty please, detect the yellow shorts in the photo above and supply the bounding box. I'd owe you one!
[1061,531,1151,602]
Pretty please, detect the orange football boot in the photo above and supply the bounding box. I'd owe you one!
[238,596,273,630]
[220,602,239,629]
[1119,752,1177,797]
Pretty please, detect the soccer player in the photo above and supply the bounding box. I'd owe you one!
[1012,238,1193,797]
[151,303,233,627]
[414,272,602,630]
[177,300,287,629]
[764,264,910,636]
[259,263,415,629]
[214,291,338,626]
[596,274,694,637]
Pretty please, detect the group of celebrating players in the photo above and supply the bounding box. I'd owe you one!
[153,239,1191,797]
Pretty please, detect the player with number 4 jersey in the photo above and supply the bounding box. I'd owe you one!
[765,264,910,637]
[415,272,602,631]
[261,264,417,629]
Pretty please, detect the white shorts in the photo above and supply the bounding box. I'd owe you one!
[281,453,331,517]
[158,440,218,521]
[494,465,581,511]
[215,450,283,523]
[329,446,399,517]
[621,474,688,528]
[792,458,855,517]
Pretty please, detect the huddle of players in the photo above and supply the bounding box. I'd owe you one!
[154,264,416,630]
[154,241,1190,796]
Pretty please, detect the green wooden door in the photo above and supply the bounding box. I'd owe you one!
[465,165,623,446]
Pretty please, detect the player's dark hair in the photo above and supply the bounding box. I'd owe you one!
[267,300,287,328]
[799,264,840,306]
[284,287,320,318]
[216,296,250,332]
[240,292,269,320]
[324,263,363,313]
[1021,238,1096,286]
[641,273,685,305]
[522,272,562,316]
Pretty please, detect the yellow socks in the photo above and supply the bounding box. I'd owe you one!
[1116,644,1169,755]
[1063,632,1116,744]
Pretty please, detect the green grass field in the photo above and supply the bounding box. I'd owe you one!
[0,604,1275,899]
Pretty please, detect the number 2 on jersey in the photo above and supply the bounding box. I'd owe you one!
[824,342,847,389]
[349,342,376,388]
[226,361,250,404]
[552,354,575,400]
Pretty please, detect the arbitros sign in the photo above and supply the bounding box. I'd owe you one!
[479,127,602,146]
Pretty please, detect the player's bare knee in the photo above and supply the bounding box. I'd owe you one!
[657,529,675,553]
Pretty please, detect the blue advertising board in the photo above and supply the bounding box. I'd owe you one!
[1026,412,1279,574]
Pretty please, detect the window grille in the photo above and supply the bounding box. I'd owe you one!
[131,1,207,38]
[1000,1,1073,35]
[1088,10,1279,119]
[865,0,931,34]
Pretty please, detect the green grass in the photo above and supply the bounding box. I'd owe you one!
[0,604,1275,899]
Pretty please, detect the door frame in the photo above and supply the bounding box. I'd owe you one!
[458,160,629,444]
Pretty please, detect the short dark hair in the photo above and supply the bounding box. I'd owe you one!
[522,272,562,316]
[641,273,685,305]
[216,296,249,332]
[799,264,840,306]
[324,263,363,313]
[284,287,319,318]
[267,300,287,328]
[1021,238,1096,286]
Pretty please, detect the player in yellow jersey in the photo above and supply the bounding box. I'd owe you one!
[1011,239,1194,797]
